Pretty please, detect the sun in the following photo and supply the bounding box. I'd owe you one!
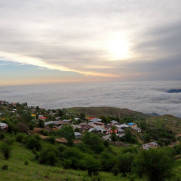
[108,35,131,60]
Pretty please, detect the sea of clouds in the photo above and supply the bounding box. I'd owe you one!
[0,81,181,117]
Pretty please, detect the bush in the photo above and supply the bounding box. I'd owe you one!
[63,159,72,169]
[39,147,58,166]
[48,136,55,144]
[5,137,14,145]
[24,161,29,165]
[0,143,11,160]
[82,132,105,154]
[133,149,174,181]
[40,130,48,136]
[2,165,8,170]
[16,133,26,143]
[0,133,5,140]
[100,151,116,171]
[25,137,41,151]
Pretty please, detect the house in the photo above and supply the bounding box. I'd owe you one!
[74,118,80,121]
[39,116,47,121]
[74,132,82,139]
[0,122,8,131]
[134,127,141,133]
[102,134,111,141]
[62,119,71,123]
[127,123,137,129]
[90,118,102,122]
[111,120,119,125]
[142,142,159,150]
[79,122,89,131]
[117,128,124,133]
[118,124,129,129]
[88,126,107,134]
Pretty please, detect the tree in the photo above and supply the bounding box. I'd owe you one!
[100,151,116,171]
[82,132,105,154]
[0,142,11,160]
[39,147,58,166]
[85,155,100,176]
[16,122,29,133]
[25,137,41,151]
[116,153,134,177]
[58,125,75,146]
[133,149,174,181]
[38,119,44,128]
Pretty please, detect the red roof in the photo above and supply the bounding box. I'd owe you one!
[88,117,96,120]
[39,117,47,120]
[110,130,117,133]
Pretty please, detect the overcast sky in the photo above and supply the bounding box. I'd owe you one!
[0,0,181,86]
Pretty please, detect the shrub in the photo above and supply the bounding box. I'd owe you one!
[5,137,14,145]
[25,137,41,151]
[39,147,58,166]
[0,143,11,160]
[16,133,26,143]
[24,161,29,165]
[82,132,105,154]
[63,159,72,169]
[48,136,55,144]
[2,165,8,170]
[0,133,5,140]
[40,130,48,136]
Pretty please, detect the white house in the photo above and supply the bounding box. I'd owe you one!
[0,122,8,130]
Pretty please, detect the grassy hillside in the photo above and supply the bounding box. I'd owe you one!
[146,114,181,135]
[0,141,181,181]
[66,107,149,120]
[0,141,145,181]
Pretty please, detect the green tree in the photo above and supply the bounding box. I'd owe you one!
[39,147,58,166]
[133,149,174,181]
[100,151,116,171]
[58,125,75,146]
[116,153,134,177]
[82,132,105,154]
[85,155,100,176]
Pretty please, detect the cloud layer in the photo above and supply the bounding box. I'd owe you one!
[0,0,181,83]
[1,81,181,117]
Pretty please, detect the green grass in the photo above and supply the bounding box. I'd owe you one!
[0,141,181,181]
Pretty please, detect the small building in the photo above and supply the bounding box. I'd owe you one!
[0,122,8,131]
[90,118,102,122]
[142,142,159,150]
[111,120,119,125]
[102,134,111,141]
[39,116,47,121]
[127,123,137,129]
[74,132,82,139]
[119,124,129,129]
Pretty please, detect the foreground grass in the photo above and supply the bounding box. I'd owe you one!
[0,141,180,181]
[0,142,146,181]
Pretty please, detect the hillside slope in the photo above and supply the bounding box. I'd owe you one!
[66,107,149,120]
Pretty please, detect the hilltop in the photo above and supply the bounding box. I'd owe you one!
[65,107,149,120]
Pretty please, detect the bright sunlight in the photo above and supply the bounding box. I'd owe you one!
[108,35,131,60]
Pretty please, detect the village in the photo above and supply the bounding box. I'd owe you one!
[0,100,160,150]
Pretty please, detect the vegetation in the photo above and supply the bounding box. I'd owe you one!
[0,101,181,180]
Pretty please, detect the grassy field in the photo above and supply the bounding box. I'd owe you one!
[0,141,181,181]
[0,141,147,181]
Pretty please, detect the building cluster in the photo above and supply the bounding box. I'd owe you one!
[0,100,159,149]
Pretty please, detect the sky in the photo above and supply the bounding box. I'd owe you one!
[0,0,181,86]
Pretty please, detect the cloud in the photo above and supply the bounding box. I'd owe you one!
[1,81,181,117]
[0,0,181,82]
[0,50,117,77]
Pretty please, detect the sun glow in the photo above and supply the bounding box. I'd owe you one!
[108,35,131,60]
